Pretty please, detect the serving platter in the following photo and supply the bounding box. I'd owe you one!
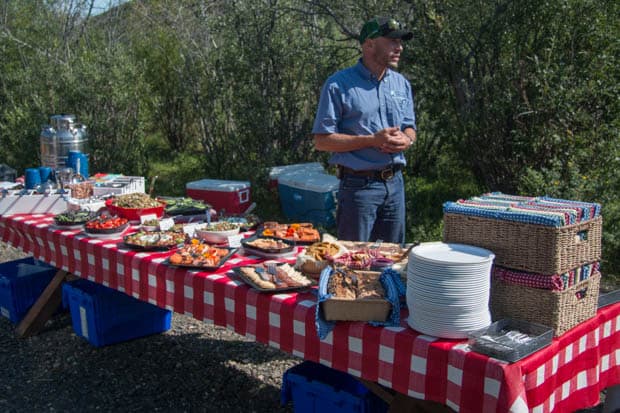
[83,221,130,235]
[165,247,238,271]
[50,223,84,230]
[82,226,130,239]
[233,264,314,293]
[122,231,186,251]
[256,222,321,245]
[239,247,296,259]
[240,236,295,254]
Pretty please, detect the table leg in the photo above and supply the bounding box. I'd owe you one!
[358,378,455,413]
[15,269,77,338]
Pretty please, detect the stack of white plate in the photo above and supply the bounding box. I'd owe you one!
[406,242,495,339]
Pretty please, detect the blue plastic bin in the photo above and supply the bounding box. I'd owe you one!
[0,257,58,323]
[62,279,172,347]
[281,361,388,413]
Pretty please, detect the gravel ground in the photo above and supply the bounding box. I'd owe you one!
[0,242,298,413]
[0,242,611,412]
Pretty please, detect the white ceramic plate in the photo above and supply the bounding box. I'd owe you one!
[82,227,129,239]
[50,223,84,230]
[411,242,495,265]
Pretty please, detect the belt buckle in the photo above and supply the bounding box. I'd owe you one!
[380,167,394,180]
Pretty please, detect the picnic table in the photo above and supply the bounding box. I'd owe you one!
[1,212,618,413]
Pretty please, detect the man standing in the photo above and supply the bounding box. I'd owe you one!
[312,17,416,243]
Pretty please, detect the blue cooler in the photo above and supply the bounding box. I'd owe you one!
[268,162,325,189]
[0,257,58,323]
[278,171,338,227]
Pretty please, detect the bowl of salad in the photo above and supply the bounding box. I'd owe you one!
[105,193,166,222]
[195,221,242,244]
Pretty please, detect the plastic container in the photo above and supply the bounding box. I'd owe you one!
[268,162,325,189]
[0,257,58,323]
[38,166,53,183]
[281,361,388,413]
[186,179,251,214]
[468,318,554,362]
[25,168,41,189]
[278,171,339,227]
[62,279,172,347]
[67,151,89,178]
[92,175,146,197]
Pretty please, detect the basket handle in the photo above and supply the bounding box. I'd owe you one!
[575,229,589,243]
[575,287,588,300]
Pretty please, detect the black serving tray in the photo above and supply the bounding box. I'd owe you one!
[232,265,313,293]
[256,224,321,245]
[164,247,238,271]
[241,235,295,254]
[122,231,186,251]
[468,319,554,363]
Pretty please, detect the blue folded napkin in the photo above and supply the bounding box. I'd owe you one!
[315,266,405,340]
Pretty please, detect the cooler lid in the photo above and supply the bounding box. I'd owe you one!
[186,179,251,192]
[268,162,325,179]
[278,171,339,192]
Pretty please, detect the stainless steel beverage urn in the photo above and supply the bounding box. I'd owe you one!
[40,114,88,169]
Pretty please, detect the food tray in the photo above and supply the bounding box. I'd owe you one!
[165,248,238,271]
[158,196,211,216]
[50,223,84,230]
[443,213,602,274]
[233,265,313,293]
[219,214,261,232]
[320,270,391,322]
[468,318,554,363]
[241,236,295,254]
[258,225,321,245]
[54,219,89,228]
[84,221,130,235]
[54,210,96,227]
[239,247,296,259]
[122,231,186,251]
[81,227,129,239]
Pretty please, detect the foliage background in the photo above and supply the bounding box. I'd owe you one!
[0,0,618,280]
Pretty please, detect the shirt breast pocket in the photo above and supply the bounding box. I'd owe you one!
[390,91,409,115]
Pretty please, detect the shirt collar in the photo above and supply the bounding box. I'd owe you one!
[355,59,392,82]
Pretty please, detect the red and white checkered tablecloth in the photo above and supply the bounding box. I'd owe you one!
[1,213,618,413]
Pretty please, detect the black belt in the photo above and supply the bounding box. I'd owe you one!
[337,164,403,180]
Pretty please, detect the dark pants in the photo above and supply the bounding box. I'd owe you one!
[336,171,405,243]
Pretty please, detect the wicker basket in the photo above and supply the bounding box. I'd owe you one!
[443,213,602,274]
[490,271,600,336]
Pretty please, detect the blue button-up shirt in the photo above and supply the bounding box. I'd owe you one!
[312,59,416,170]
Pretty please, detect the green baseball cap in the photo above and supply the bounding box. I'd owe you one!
[359,17,413,44]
